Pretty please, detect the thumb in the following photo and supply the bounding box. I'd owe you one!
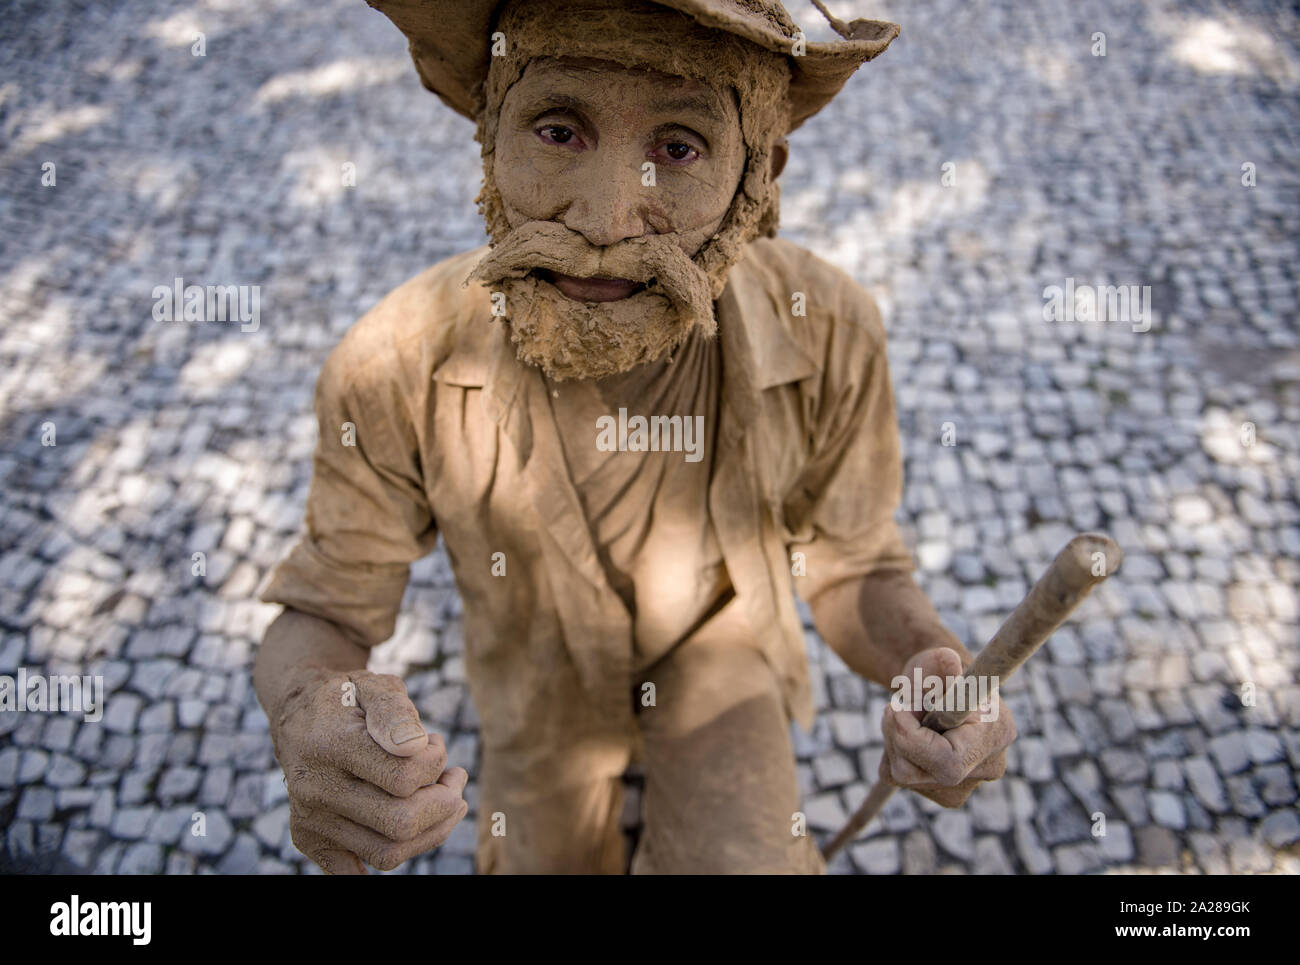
[905,646,965,681]
[897,646,967,722]
[353,673,429,757]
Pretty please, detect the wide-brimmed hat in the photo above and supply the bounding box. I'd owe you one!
[365,0,900,134]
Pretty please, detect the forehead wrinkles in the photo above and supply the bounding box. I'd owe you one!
[510,61,737,130]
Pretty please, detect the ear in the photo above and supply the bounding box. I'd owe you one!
[769,136,789,180]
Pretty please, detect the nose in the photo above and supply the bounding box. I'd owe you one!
[560,162,651,249]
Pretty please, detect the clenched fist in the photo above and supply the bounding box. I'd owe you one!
[270,669,468,874]
[878,647,1017,808]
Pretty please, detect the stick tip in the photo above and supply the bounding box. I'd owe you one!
[1062,532,1123,587]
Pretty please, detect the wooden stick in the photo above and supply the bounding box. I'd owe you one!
[819,533,1123,863]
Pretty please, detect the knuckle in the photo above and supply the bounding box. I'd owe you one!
[428,733,449,764]
[937,763,965,787]
[433,792,463,824]
[295,770,345,811]
[440,764,466,787]
[387,806,422,842]
[288,796,315,823]
[391,780,419,800]
[427,814,461,849]
[387,767,421,799]
[428,740,449,773]
[286,762,316,792]
[289,817,320,854]
[292,782,326,811]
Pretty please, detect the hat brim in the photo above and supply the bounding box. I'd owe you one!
[366,0,898,133]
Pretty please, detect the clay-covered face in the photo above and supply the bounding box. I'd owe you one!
[492,55,746,303]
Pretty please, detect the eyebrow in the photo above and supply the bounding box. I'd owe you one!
[520,93,590,117]
[652,93,727,120]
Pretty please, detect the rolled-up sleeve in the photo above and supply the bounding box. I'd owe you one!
[784,285,915,605]
[259,341,438,648]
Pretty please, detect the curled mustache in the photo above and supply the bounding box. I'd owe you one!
[466,220,715,330]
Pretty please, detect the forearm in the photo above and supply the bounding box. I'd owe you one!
[254,607,370,724]
[808,570,974,688]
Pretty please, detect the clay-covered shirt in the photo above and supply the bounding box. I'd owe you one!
[259,236,914,779]
[542,323,730,672]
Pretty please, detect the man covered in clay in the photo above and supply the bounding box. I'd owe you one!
[253,0,1018,874]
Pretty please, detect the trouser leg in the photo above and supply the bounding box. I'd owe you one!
[475,743,630,874]
[630,602,824,874]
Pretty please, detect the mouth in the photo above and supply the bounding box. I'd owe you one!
[539,269,647,303]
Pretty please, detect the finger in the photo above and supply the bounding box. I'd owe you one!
[967,752,1007,782]
[877,724,925,788]
[881,716,931,785]
[892,754,1003,792]
[889,752,932,787]
[354,673,428,756]
[312,715,449,798]
[931,703,1014,776]
[297,770,467,841]
[297,798,470,872]
[885,704,971,786]
[888,703,1009,787]
[289,813,368,875]
[883,704,948,776]
[438,765,470,796]
[885,709,1011,789]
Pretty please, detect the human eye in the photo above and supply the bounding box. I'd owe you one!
[536,122,582,147]
[650,125,707,165]
[657,140,701,163]
[529,103,589,150]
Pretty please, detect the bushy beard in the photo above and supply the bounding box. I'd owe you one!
[466,219,718,382]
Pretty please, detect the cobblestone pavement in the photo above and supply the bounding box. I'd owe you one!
[1,0,1297,875]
